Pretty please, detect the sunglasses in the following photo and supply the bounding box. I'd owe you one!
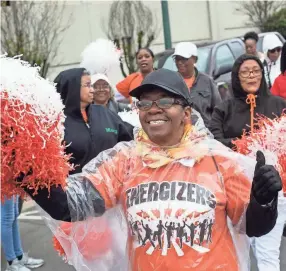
[172,56,189,62]
[136,97,186,111]
[268,47,282,54]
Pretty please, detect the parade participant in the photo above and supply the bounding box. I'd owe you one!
[243,31,264,61]
[210,54,286,148]
[92,73,130,113]
[54,68,133,175]
[173,42,221,127]
[116,48,154,100]
[271,42,286,99]
[210,54,286,271]
[18,69,281,271]
[262,33,283,89]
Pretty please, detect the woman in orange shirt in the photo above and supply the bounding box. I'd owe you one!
[116,48,155,100]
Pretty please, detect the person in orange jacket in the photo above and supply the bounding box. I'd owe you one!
[19,69,282,271]
[271,42,286,99]
[116,48,155,101]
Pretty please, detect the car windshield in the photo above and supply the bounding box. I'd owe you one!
[162,46,211,73]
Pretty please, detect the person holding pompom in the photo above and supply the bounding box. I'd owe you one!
[210,54,286,271]
[18,69,283,271]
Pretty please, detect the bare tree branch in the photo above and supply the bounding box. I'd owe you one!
[236,0,286,29]
[103,0,160,77]
[1,1,73,77]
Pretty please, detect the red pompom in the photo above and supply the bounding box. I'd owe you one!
[1,97,72,201]
[233,112,286,192]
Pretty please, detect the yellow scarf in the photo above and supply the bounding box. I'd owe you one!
[135,124,209,168]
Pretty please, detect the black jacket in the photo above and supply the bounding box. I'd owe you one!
[210,55,286,148]
[54,68,133,174]
[189,69,222,128]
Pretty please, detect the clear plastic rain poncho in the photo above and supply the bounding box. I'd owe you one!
[41,110,259,271]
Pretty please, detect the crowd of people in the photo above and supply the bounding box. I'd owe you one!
[1,30,285,271]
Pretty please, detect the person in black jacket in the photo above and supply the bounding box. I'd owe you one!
[209,54,286,271]
[54,68,133,174]
[210,54,286,149]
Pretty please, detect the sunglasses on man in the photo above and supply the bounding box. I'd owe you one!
[268,47,282,54]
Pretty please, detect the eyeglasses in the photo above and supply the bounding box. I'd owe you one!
[173,56,189,62]
[136,98,186,111]
[81,83,92,88]
[239,69,262,78]
[268,47,282,54]
[93,85,110,91]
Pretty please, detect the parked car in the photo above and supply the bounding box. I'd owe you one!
[154,32,285,100]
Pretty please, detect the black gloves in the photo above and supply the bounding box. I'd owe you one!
[252,151,282,205]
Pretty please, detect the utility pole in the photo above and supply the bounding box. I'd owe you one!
[161,0,172,49]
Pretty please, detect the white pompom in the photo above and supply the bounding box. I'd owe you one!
[80,38,121,76]
[118,110,141,128]
[0,55,65,139]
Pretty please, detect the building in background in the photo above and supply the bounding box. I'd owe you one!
[47,0,256,81]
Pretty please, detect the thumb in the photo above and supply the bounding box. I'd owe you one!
[255,150,266,173]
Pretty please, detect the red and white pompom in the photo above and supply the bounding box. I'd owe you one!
[233,113,286,190]
[1,56,73,200]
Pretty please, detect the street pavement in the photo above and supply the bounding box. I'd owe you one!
[1,202,286,271]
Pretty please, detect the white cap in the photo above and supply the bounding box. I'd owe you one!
[173,42,198,58]
[263,34,283,52]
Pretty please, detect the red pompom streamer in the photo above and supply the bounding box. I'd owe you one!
[53,218,112,261]
[233,112,286,192]
[1,95,72,201]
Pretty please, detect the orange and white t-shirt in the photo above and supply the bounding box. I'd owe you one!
[184,76,195,89]
[87,151,251,271]
[116,73,144,99]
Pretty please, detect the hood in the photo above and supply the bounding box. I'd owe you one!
[231,54,269,98]
[54,68,85,118]
[91,73,116,97]
[263,34,283,52]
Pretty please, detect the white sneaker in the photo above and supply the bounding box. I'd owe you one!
[5,259,31,271]
[18,253,44,269]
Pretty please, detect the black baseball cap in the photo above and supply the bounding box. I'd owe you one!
[129,69,193,106]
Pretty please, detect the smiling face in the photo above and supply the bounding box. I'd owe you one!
[136,49,154,74]
[238,60,262,94]
[93,79,111,105]
[138,89,191,146]
[175,56,197,78]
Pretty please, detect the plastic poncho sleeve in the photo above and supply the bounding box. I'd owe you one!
[223,168,251,226]
[215,155,278,237]
[23,143,130,223]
